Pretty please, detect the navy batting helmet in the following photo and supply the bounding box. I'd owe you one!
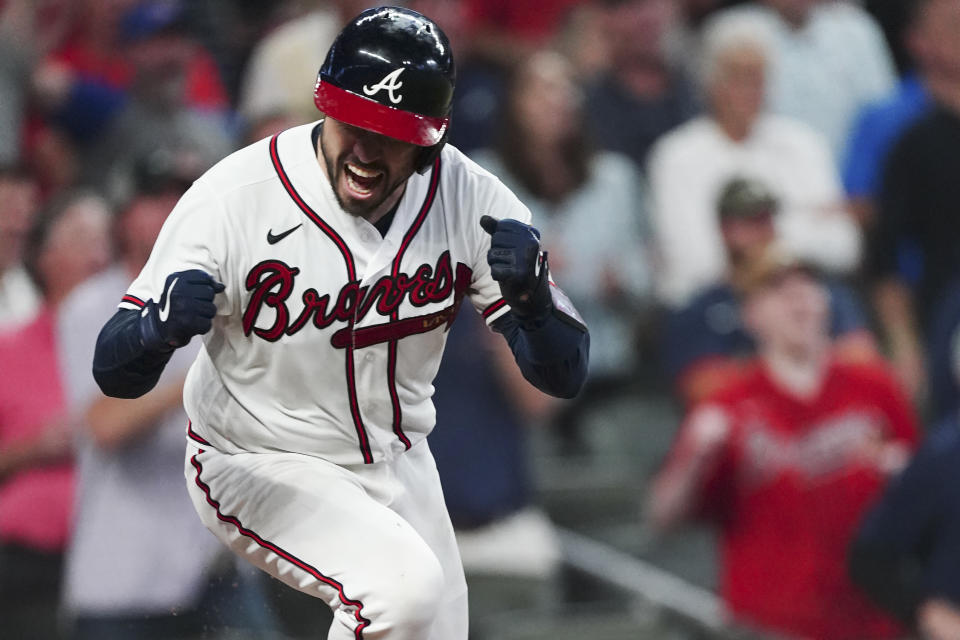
[314,6,455,155]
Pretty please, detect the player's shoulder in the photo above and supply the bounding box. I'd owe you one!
[437,144,531,223]
[438,144,509,192]
[197,122,318,197]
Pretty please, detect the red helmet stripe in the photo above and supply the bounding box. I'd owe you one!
[314,80,448,147]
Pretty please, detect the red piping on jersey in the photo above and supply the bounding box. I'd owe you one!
[186,421,211,446]
[121,294,146,308]
[269,132,374,464]
[190,451,370,639]
[386,156,442,450]
[482,298,507,319]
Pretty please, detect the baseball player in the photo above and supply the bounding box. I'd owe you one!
[91,7,589,640]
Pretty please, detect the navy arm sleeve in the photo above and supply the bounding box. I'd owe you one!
[92,308,174,399]
[490,310,589,399]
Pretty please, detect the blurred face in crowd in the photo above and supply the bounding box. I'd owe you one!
[128,32,195,107]
[319,117,420,219]
[744,268,830,357]
[909,0,960,82]
[79,0,138,41]
[604,0,678,68]
[511,52,582,148]
[0,175,40,273]
[36,196,111,303]
[119,191,181,270]
[721,213,776,267]
[709,44,767,133]
[762,0,820,27]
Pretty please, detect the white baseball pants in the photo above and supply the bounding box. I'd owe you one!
[185,437,468,640]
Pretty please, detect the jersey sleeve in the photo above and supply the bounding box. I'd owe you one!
[466,174,533,325]
[119,180,232,313]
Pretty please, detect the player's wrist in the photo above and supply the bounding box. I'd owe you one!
[138,301,175,353]
[507,253,553,327]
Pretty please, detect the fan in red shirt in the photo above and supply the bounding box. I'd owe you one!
[648,246,918,640]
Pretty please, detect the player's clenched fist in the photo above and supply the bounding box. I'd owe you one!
[479,215,551,322]
[140,269,225,351]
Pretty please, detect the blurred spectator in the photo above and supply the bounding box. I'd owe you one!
[648,247,918,639]
[850,413,960,639]
[553,2,611,81]
[710,0,897,159]
[0,0,73,164]
[471,51,652,386]
[430,306,561,580]
[0,1,39,164]
[243,110,303,146]
[584,0,698,169]
[665,177,875,406]
[77,0,233,197]
[407,0,504,155]
[928,280,960,422]
[0,190,111,640]
[843,0,944,225]
[648,13,860,308]
[31,0,137,149]
[0,164,42,330]
[57,153,272,639]
[867,0,960,400]
[462,0,584,69]
[238,0,348,127]
[865,0,914,75]
[33,0,229,149]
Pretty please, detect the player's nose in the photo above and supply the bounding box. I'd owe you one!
[352,133,383,164]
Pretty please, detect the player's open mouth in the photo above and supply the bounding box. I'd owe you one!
[343,162,384,199]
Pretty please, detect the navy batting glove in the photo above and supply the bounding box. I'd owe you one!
[139,269,225,352]
[480,215,552,323]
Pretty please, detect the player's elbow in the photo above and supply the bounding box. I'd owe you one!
[93,367,154,399]
[552,369,587,399]
[533,351,588,399]
[92,309,166,399]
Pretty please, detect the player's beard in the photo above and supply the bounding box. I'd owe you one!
[320,136,411,219]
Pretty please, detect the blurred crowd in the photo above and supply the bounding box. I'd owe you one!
[3,0,960,638]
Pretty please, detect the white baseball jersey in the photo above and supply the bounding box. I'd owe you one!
[121,121,530,466]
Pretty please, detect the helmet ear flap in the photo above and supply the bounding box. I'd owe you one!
[416,123,449,174]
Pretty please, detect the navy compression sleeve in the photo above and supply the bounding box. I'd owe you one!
[93,308,174,399]
[491,311,589,399]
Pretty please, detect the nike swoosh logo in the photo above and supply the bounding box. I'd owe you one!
[159,276,177,322]
[267,223,303,244]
